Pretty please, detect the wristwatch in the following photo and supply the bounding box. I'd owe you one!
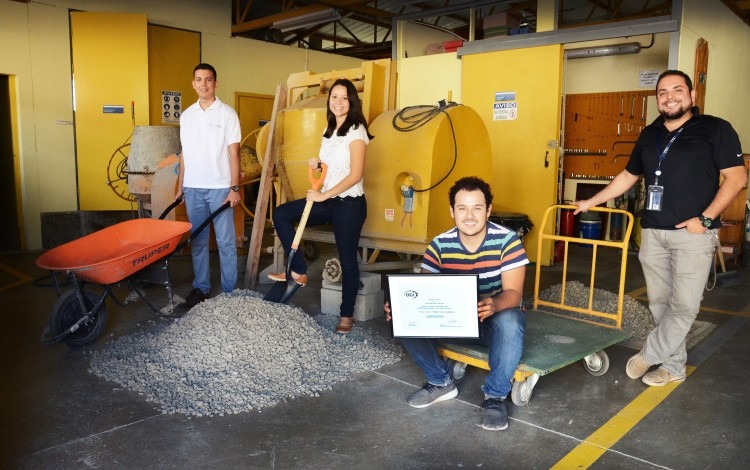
[698,214,713,228]
[230,185,240,193]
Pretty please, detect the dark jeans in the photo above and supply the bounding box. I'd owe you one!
[272,195,367,317]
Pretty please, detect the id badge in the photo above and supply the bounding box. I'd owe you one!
[646,185,664,211]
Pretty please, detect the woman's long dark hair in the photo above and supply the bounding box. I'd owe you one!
[323,78,374,140]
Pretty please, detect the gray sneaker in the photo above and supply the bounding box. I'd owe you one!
[407,381,458,408]
[479,397,509,431]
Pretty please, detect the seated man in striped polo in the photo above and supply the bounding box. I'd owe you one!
[388,176,528,431]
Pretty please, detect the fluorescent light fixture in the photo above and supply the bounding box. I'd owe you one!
[272,9,341,33]
[565,42,641,59]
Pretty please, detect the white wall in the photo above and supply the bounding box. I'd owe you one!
[400,21,457,59]
[398,53,462,108]
[563,34,670,94]
[679,0,750,151]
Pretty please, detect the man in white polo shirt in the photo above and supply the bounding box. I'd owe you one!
[177,63,241,309]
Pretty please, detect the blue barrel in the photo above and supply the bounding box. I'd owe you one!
[578,220,602,247]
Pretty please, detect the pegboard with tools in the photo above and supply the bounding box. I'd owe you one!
[563,91,654,178]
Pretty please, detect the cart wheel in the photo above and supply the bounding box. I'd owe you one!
[511,373,539,407]
[582,351,610,376]
[301,241,320,261]
[49,289,108,348]
[447,359,468,384]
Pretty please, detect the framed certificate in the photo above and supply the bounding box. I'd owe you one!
[387,274,479,339]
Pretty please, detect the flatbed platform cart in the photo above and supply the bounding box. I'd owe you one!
[437,205,634,406]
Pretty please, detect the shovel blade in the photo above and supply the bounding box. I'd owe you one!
[263,279,303,304]
[262,248,303,304]
[263,280,291,303]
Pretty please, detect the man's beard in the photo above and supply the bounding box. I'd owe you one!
[660,103,691,120]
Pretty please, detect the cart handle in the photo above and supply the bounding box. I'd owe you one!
[158,194,185,220]
[176,201,231,251]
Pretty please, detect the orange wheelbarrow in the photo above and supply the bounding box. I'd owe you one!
[36,198,229,348]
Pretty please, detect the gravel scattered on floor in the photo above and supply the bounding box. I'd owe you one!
[88,290,403,417]
[531,280,655,340]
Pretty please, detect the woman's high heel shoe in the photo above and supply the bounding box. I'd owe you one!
[335,316,354,334]
[268,272,308,287]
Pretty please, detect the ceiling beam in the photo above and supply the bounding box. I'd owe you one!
[317,0,395,18]
[311,32,361,47]
[232,4,330,34]
[719,0,750,26]
[460,16,678,55]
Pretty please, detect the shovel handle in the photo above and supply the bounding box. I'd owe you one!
[309,162,328,191]
[291,201,314,250]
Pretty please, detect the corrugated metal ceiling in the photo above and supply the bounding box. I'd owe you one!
[231,1,749,60]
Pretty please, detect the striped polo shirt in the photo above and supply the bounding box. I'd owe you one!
[421,221,529,299]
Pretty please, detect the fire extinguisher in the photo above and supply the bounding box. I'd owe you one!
[560,208,575,237]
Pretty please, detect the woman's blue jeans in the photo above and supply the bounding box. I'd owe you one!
[272,195,367,317]
[401,307,526,399]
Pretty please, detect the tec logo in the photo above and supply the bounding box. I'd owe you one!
[403,290,418,299]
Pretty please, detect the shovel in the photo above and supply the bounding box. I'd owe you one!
[264,163,327,304]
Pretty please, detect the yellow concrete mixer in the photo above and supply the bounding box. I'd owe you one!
[261,96,492,261]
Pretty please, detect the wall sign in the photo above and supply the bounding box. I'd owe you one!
[162,91,182,124]
[493,91,518,121]
[639,71,659,88]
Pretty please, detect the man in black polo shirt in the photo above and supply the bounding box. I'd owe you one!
[574,69,747,387]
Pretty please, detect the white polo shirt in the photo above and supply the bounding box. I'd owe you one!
[180,97,241,188]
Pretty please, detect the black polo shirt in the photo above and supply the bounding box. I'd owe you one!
[625,109,744,230]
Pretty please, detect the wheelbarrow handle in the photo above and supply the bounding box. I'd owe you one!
[176,201,231,251]
[158,194,185,220]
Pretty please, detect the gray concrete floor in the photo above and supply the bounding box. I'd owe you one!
[1,233,749,469]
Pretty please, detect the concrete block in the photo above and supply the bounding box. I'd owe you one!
[320,287,385,322]
[322,271,381,295]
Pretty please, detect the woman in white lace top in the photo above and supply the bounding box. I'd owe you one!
[270,78,373,334]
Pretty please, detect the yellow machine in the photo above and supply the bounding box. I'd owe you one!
[255,60,493,270]
[360,104,492,254]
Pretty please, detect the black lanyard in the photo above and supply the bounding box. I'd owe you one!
[654,127,684,185]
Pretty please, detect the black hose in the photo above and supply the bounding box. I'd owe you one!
[391,103,460,193]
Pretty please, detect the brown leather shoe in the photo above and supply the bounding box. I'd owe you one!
[335,316,354,334]
[268,272,308,286]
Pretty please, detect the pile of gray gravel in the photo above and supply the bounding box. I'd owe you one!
[88,291,403,417]
[532,281,655,340]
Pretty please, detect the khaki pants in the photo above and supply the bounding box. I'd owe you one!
[638,228,717,377]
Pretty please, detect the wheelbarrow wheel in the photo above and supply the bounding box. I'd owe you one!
[582,350,610,376]
[49,289,108,348]
[446,359,468,385]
